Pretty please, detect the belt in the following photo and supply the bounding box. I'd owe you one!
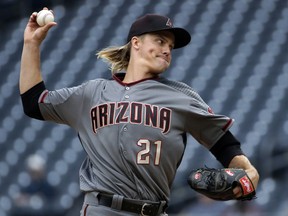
[97,193,167,216]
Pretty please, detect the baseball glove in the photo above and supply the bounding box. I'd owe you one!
[187,168,256,201]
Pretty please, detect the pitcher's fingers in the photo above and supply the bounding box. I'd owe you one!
[42,21,57,32]
[30,12,37,21]
[233,186,242,198]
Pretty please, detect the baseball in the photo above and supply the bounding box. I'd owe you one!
[36,10,54,26]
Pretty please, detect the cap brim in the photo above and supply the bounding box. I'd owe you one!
[127,27,191,49]
[169,28,191,49]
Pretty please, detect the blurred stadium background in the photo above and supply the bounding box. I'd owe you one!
[0,0,288,215]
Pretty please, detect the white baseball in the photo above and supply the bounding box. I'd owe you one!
[36,10,54,26]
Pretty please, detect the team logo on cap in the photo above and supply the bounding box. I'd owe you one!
[166,18,173,27]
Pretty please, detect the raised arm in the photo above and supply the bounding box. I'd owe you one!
[19,8,56,94]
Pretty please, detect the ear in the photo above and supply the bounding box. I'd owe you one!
[131,36,141,50]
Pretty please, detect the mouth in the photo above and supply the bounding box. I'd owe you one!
[158,55,170,64]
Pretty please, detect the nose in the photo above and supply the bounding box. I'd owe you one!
[163,45,172,56]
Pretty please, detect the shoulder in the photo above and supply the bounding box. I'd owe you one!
[158,78,204,102]
[50,78,109,97]
[84,78,108,86]
[77,78,110,91]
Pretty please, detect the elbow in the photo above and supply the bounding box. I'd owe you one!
[22,104,44,120]
[21,100,44,120]
[20,82,46,120]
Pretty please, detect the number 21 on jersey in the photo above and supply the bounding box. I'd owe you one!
[137,139,162,165]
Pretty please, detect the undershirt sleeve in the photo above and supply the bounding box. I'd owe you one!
[209,130,244,167]
[20,81,46,120]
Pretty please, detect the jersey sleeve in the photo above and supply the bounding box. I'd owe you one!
[185,92,234,149]
[161,78,234,149]
[38,80,100,128]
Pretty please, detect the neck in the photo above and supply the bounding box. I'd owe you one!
[123,62,157,83]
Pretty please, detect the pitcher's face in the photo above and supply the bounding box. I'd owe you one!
[136,31,175,74]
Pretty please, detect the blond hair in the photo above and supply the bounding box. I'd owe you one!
[96,42,131,74]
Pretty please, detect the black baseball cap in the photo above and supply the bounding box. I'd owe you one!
[126,14,191,49]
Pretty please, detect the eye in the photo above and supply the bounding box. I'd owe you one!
[157,39,164,45]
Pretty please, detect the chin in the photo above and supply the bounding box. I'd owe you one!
[160,65,169,73]
[158,63,170,72]
[149,62,170,74]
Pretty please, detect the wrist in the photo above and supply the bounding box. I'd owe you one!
[23,39,42,48]
[228,155,251,169]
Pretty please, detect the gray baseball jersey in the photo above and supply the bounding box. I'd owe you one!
[38,74,233,202]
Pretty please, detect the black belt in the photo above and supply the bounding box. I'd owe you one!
[97,193,167,216]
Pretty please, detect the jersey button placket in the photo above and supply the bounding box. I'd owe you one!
[123,86,129,132]
[124,86,130,100]
[121,86,129,158]
[124,87,128,130]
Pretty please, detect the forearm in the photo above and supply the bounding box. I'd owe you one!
[19,42,43,94]
[20,8,56,94]
[210,131,244,167]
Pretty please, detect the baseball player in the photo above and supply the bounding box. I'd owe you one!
[20,8,259,216]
